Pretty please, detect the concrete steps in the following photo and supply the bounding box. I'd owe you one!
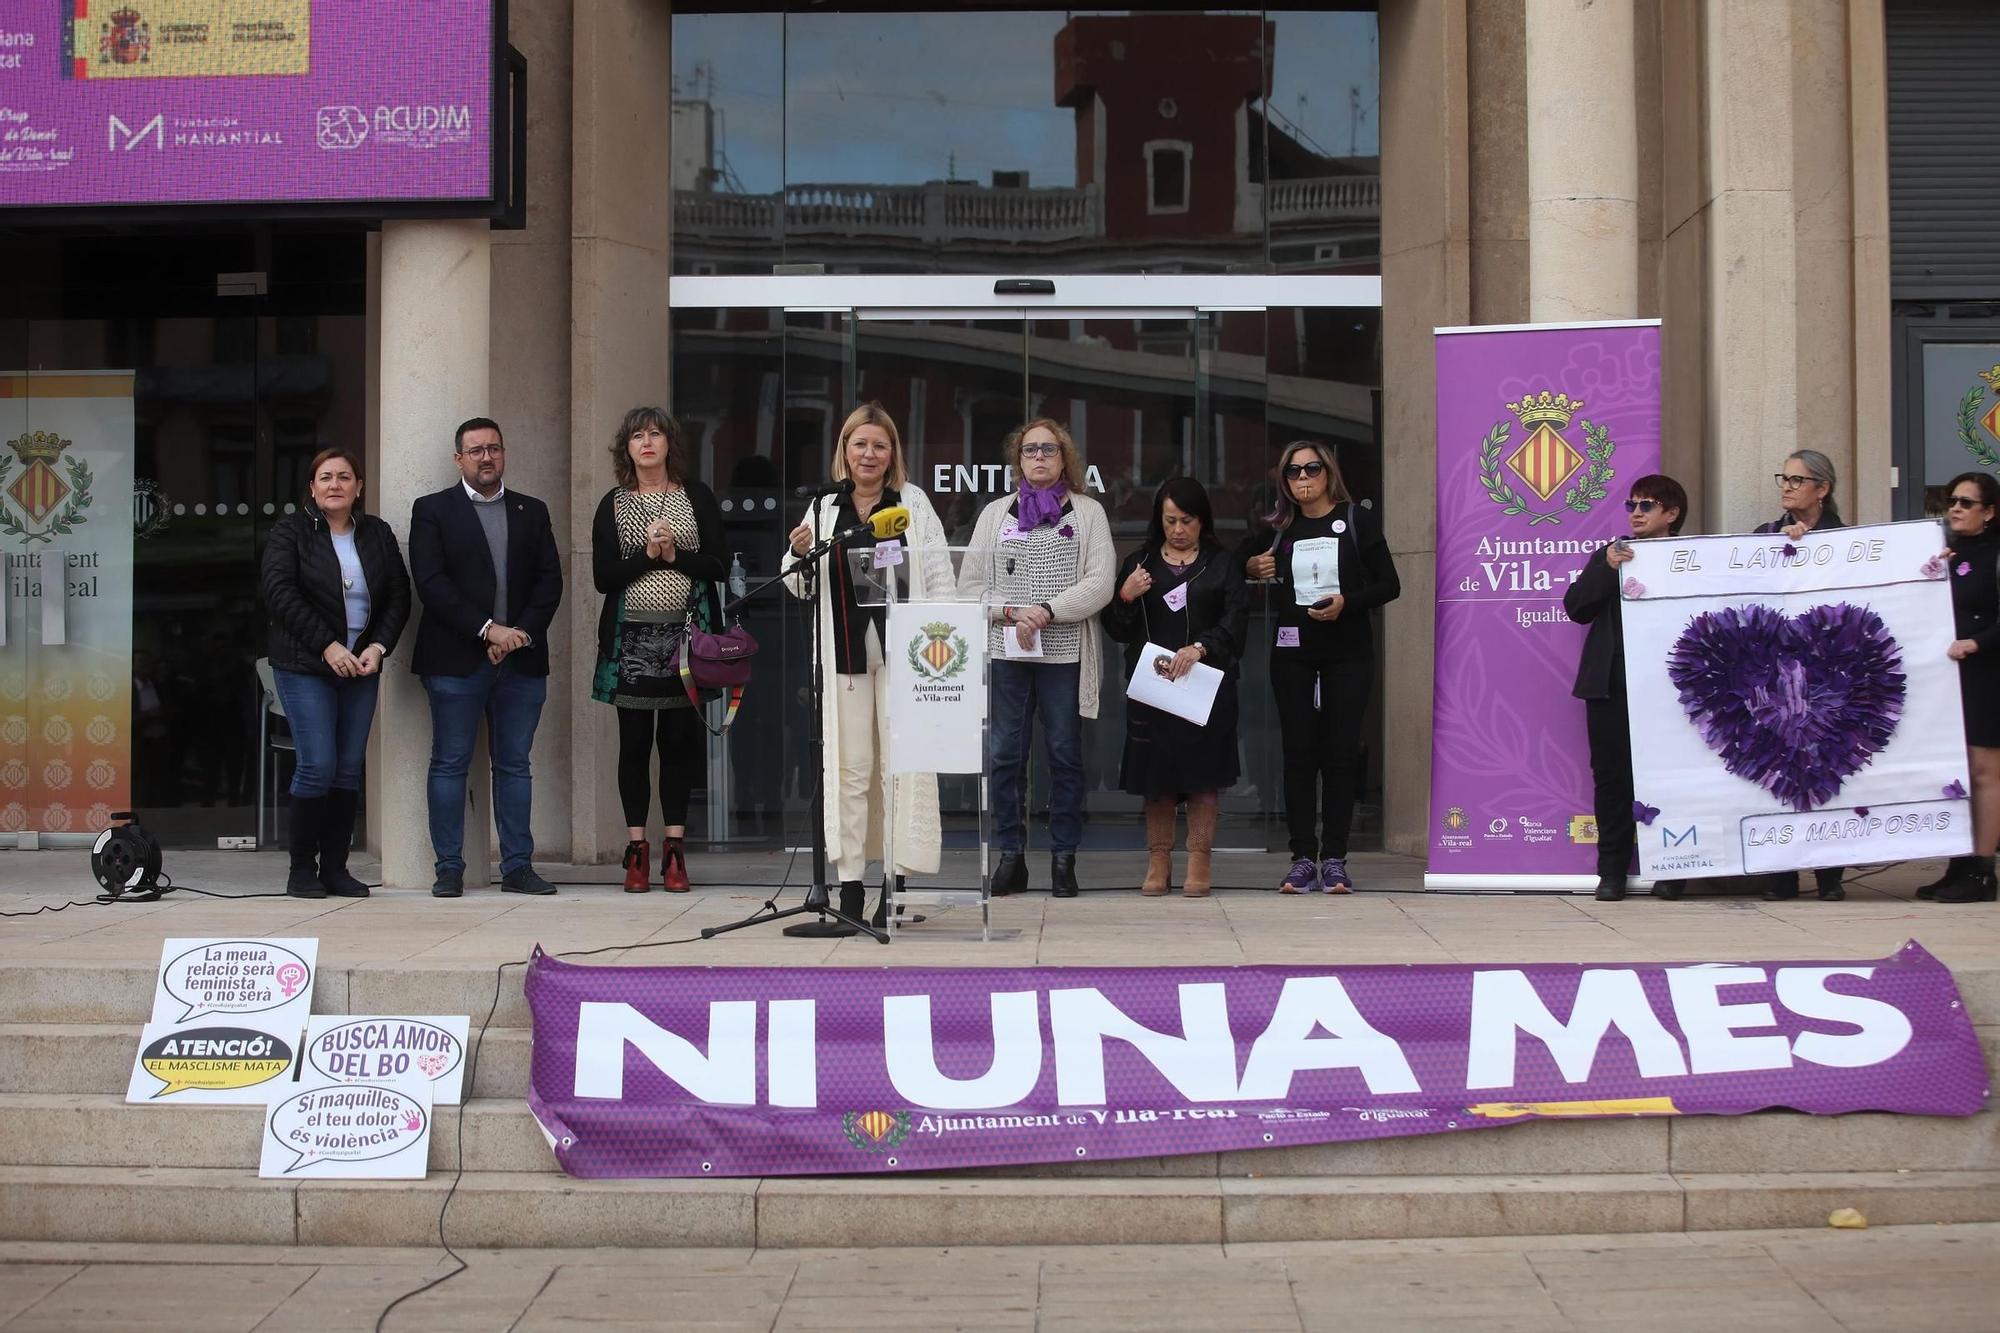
[2,954,1993,1249]
[0,1164,1994,1249]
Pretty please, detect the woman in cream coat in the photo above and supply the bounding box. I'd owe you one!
[785,403,953,926]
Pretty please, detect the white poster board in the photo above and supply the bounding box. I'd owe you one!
[126,937,319,1104]
[259,1076,433,1179]
[302,1015,472,1104]
[886,601,987,774]
[1619,521,1972,879]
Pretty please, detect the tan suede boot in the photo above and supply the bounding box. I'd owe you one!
[1141,796,1176,896]
[1183,793,1217,897]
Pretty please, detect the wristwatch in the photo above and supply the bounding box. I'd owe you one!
[1037,601,1053,619]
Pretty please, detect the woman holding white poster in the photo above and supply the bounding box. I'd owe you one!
[1102,478,1249,898]
[1243,441,1401,894]
[785,404,953,926]
[1929,471,2000,903]
[1754,449,1850,901]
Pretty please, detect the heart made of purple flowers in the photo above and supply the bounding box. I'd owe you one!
[1665,602,1906,812]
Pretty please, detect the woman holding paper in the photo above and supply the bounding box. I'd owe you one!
[958,418,1117,899]
[1243,441,1401,894]
[785,403,953,925]
[1930,470,2000,903]
[1103,478,1248,897]
[1753,449,1850,901]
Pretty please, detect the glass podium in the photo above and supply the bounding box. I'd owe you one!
[847,543,1000,940]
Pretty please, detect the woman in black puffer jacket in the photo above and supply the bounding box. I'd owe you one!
[261,446,411,899]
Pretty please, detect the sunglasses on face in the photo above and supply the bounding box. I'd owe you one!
[1623,499,1659,514]
[1947,495,1987,510]
[1774,473,1815,489]
[1283,460,1326,480]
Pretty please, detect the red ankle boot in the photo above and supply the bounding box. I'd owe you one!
[661,837,690,892]
[622,839,650,892]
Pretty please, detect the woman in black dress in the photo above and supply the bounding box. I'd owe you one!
[1103,478,1248,898]
[590,407,727,893]
[1931,471,2000,903]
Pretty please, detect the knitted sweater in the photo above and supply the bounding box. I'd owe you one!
[958,489,1117,718]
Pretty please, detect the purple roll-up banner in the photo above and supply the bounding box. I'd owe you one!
[524,942,1987,1179]
[1429,320,1663,888]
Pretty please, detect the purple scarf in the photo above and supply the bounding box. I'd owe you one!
[1016,480,1067,531]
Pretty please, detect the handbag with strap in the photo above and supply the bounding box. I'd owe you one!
[676,595,758,734]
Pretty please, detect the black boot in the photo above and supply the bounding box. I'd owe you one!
[1936,857,1998,904]
[991,852,1028,897]
[286,795,328,899]
[838,880,867,921]
[1050,852,1079,898]
[870,874,926,929]
[1760,872,1801,901]
[1814,867,1845,902]
[1653,879,1686,900]
[1594,875,1627,902]
[1917,857,1970,901]
[318,788,371,898]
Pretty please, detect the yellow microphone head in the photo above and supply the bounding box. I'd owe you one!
[869,506,911,539]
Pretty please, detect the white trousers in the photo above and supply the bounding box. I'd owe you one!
[832,623,892,884]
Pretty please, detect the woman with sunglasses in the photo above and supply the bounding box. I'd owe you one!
[1243,441,1400,893]
[1927,472,2000,903]
[1102,477,1249,898]
[1565,475,1688,901]
[1753,449,1850,901]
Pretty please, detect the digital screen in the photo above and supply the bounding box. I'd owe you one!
[0,2,495,209]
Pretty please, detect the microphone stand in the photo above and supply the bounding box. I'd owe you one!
[701,506,890,944]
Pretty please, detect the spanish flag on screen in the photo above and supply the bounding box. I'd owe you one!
[62,1,310,80]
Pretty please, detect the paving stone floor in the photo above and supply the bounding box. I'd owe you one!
[4,847,1997,974]
[0,1224,1993,1331]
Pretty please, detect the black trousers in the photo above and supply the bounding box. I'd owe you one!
[1585,694,1636,880]
[1270,653,1372,860]
[616,706,704,829]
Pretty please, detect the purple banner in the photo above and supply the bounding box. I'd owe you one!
[0,3,493,208]
[1430,322,1663,882]
[524,943,1987,1178]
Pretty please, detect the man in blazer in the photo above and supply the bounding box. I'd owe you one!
[408,417,565,897]
[1563,473,1687,902]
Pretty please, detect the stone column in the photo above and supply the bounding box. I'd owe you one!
[371,220,493,889]
[1524,0,1639,320]
[1378,0,1471,858]
[569,0,673,864]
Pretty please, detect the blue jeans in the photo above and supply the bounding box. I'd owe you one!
[272,669,379,797]
[987,659,1084,854]
[422,662,548,876]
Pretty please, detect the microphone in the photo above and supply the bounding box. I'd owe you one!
[794,478,856,500]
[827,505,913,547]
[865,506,910,539]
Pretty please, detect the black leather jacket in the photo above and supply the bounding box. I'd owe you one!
[261,506,412,675]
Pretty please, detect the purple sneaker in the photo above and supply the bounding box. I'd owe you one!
[1320,857,1352,894]
[1279,857,1317,894]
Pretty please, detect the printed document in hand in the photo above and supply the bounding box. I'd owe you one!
[1125,641,1222,726]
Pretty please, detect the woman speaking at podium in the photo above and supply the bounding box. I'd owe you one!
[786,404,954,925]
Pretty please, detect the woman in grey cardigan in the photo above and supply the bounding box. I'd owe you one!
[958,419,1116,898]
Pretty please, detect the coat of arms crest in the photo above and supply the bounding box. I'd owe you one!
[0,432,94,545]
[1955,366,2000,469]
[1477,390,1616,527]
[907,621,970,680]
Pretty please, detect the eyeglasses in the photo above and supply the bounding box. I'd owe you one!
[1283,461,1327,480]
[1623,499,1659,514]
[1774,473,1815,489]
[1019,442,1061,458]
[460,445,504,459]
[1947,495,1987,510]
